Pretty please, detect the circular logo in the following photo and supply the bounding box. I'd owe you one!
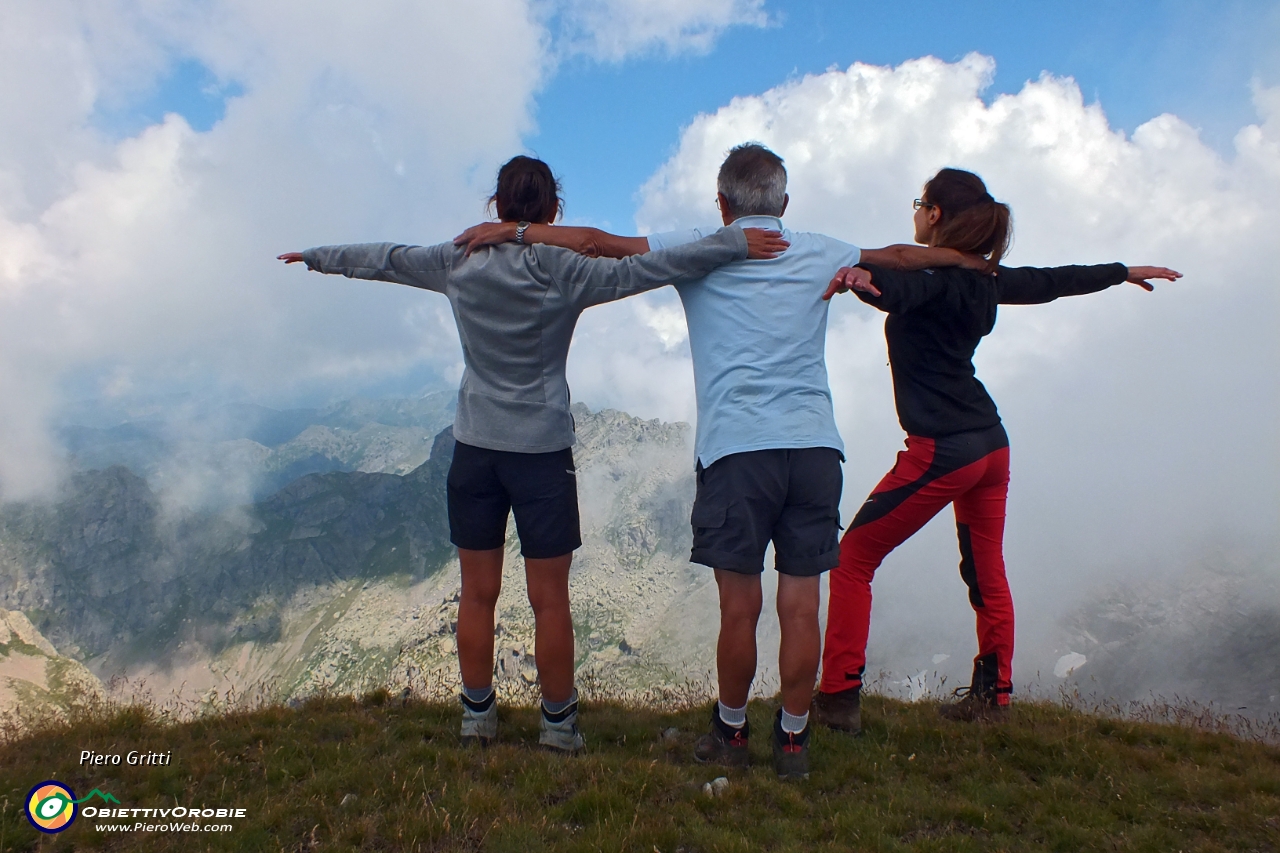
[26,781,77,834]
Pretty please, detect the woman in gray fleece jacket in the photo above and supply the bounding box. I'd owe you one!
[279,156,786,751]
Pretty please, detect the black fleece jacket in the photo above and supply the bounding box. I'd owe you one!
[856,263,1129,438]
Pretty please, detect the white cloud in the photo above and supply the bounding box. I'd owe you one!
[548,0,770,61]
[0,0,547,498]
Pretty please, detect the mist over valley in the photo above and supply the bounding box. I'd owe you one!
[0,395,1273,725]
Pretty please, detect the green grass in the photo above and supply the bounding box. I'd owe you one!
[0,692,1277,852]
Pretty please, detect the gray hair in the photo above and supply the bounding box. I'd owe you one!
[716,143,787,218]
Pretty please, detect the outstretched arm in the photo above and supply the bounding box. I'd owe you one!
[997,263,1181,304]
[278,243,453,293]
[859,244,987,272]
[453,222,788,260]
[556,226,750,308]
[453,222,648,258]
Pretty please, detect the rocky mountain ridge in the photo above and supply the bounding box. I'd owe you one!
[0,405,720,708]
[0,398,1274,718]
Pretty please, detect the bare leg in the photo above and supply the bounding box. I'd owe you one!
[524,553,575,704]
[714,569,764,708]
[456,547,504,690]
[777,573,821,716]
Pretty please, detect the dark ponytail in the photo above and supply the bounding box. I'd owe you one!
[922,168,1011,273]
[488,155,563,224]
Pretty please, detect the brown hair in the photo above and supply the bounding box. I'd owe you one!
[922,168,1012,273]
[488,156,562,224]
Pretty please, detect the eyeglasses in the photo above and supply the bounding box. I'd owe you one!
[913,199,936,210]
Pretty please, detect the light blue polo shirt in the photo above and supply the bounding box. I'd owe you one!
[647,215,860,468]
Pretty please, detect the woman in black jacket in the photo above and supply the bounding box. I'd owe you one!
[813,168,1179,730]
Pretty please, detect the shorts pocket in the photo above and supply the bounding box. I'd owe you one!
[690,502,727,530]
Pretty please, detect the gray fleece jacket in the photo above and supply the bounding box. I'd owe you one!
[302,225,747,454]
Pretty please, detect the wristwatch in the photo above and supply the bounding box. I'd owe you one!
[515,221,531,244]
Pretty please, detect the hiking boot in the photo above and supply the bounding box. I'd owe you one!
[939,654,1009,722]
[693,706,751,768]
[813,686,862,735]
[459,691,497,746]
[938,686,1009,722]
[539,696,585,754]
[771,709,811,781]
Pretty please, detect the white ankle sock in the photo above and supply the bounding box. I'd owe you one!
[717,700,747,728]
[780,709,809,734]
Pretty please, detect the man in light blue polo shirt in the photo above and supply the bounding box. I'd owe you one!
[454,143,978,778]
[647,145,855,778]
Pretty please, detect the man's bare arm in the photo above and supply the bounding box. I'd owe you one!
[453,222,647,258]
[454,223,788,260]
[859,245,987,271]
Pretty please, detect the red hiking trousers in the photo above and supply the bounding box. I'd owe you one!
[821,423,1014,702]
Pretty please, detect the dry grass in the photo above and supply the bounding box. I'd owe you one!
[0,683,1278,852]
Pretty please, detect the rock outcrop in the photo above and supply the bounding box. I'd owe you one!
[0,609,104,722]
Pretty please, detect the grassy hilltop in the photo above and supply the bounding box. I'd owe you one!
[1,693,1277,852]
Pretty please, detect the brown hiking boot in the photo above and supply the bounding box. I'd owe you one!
[693,706,751,768]
[938,686,1009,722]
[938,654,1009,722]
[812,687,862,735]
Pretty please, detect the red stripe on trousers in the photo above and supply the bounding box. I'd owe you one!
[820,436,1014,696]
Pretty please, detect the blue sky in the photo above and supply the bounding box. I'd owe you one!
[531,0,1280,229]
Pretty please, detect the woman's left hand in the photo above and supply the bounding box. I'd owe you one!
[1125,266,1182,291]
[823,266,880,300]
[277,253,305,264]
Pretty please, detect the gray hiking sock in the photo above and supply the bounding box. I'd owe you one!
[541,690,578,718]
[461,684,495,709]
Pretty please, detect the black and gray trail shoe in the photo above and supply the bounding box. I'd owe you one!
[771,709,811,781]
[539,696,586,754]
[459,691,497,746]
[693,706,751,768]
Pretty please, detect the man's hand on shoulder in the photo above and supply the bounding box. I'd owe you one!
[743,228,789,260]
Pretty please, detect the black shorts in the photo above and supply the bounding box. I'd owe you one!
[690,447,843,577]
[447,441,581,559]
